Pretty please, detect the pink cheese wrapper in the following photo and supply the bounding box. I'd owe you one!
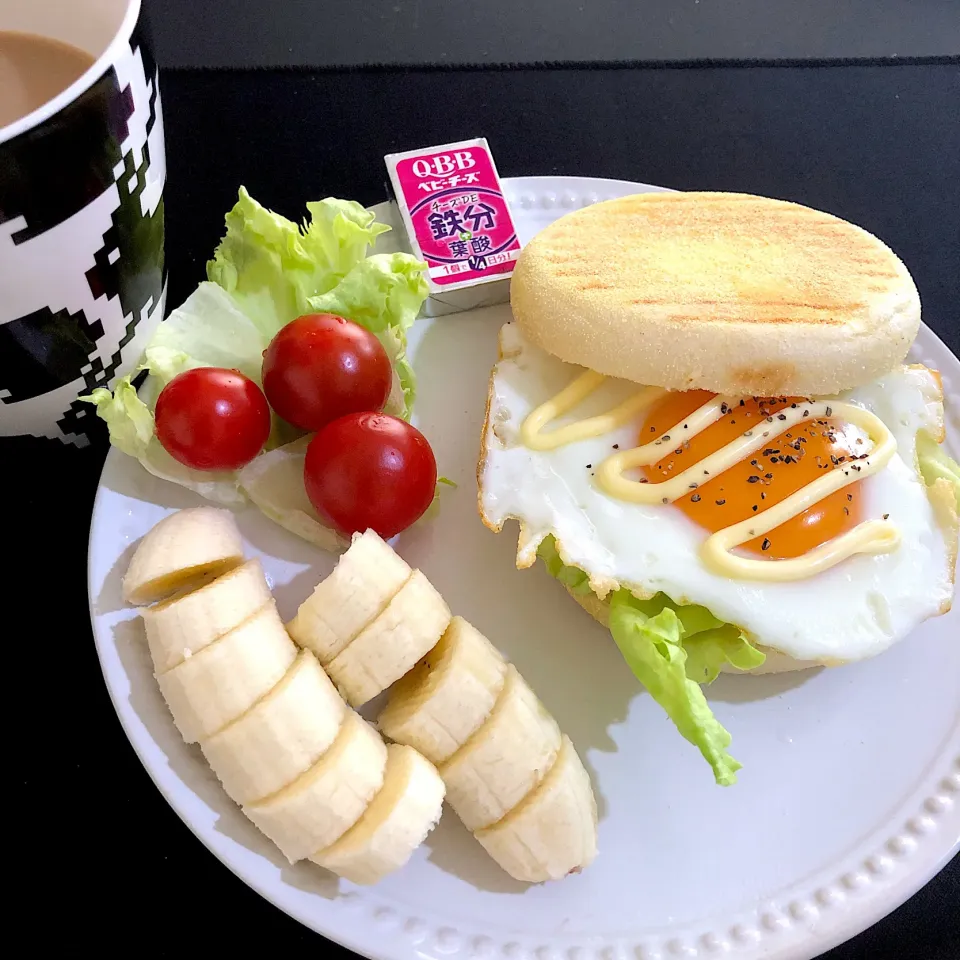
[385,139,521,297]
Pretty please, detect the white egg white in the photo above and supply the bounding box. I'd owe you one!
[479,322,955,663]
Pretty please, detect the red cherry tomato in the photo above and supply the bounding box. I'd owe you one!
[261,313,392,432]
[304,412,437,539]
[155,367,271,471]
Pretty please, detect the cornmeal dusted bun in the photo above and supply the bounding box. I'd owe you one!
[562,584,821,676]
[510,192,921,397]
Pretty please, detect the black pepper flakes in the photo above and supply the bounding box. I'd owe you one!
[883,513,890,520]
[777,413,787,420]
[752,504,758,511]
[843,506,849,515]
[691,493,701,503]
[761,538,771,551]
[586,464,592,469]
[825,406,833,417]
[761,491,767,499]
[612,443,619,449]
[847,493,853,501]
[715,498,726,506]
[747,475,760,483]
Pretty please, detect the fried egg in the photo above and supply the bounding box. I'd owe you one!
[478,322,957,664]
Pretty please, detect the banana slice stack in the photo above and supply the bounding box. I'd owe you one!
[287,532,452,707]
[125,507,597,886]
[291,532,598,883]
[124,508,445,886]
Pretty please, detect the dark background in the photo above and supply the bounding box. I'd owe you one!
[11,3,960,957]
[146,0,960,66]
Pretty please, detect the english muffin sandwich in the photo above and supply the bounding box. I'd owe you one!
[477,192,959,785]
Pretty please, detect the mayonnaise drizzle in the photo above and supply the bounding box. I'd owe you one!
[519,375,901,582]
[520,370,665,451]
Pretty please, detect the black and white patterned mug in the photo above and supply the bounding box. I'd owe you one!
[0,0,166,446]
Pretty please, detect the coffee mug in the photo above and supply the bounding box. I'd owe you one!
[0,0,166,446]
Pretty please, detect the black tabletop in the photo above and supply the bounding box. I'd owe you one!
[146,0,960,66]
[12,61,959,957]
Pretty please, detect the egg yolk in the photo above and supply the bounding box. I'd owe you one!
[639,391,865,559]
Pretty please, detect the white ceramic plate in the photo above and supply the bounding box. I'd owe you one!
[88,176,960,960]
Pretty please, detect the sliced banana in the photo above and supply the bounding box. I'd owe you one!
[286,529,411,664]
[122,506,244,605]
[475,736,598,883]
[244,710,387,863]
[379,617,506,764]
[142,558,272,674]
[311,744,445,885]
[126,509,599,884]
[326,570,452,707]
[201,650,346,804]
[440,664,561,831]
[156,601,297,743]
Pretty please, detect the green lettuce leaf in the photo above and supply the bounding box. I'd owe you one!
[302,198,392,283]
[683,625,767,684]
[236,436,348,550]
[205,187,389,338]
[609,591,743,786]
[917,430,960,509]
[83,378,153,458]
[536,535,766,784]
[144,281,266,385]
[536,535,593,595]
[307,253,429,419]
